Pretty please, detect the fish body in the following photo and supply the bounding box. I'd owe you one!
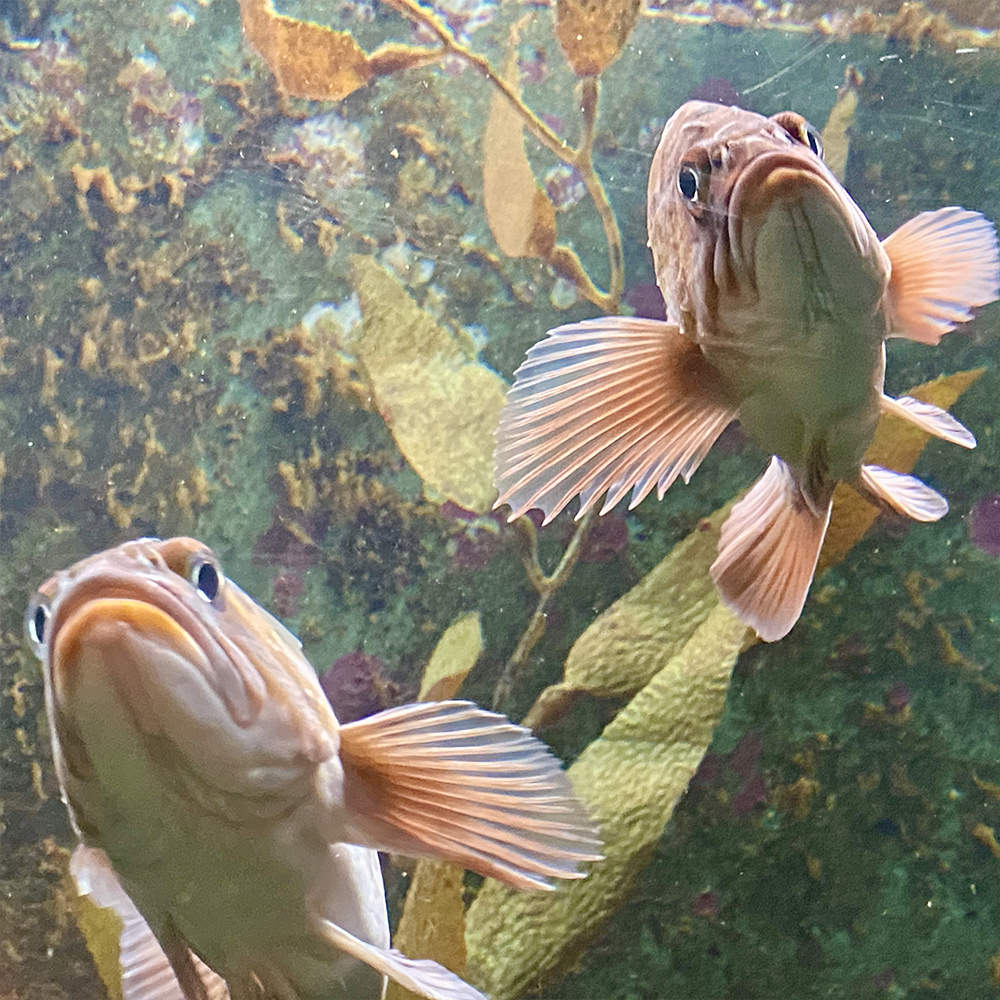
[495,100,1000,640]
[28,537,601,1000]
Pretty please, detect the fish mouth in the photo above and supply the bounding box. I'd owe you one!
[723,149,878,312]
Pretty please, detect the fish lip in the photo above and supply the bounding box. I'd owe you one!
[726,150,859,275]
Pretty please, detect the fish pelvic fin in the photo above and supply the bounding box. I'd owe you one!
[883,207,1000,344]
[337,700,602,891]
[858,464,948,522]
[710,457,831,643]
[880,393,976,449]
[493,316,738,524]
[310,915,485,1000]
[69,845,231,1000]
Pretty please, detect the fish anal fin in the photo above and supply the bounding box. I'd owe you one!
[69,845,230,1000]
[858,464,948,522]
[880,393,976,449]
[710,457,831,642]
[883,207,1000,344]
[338,701,602,891]
[311,915,485,1000]
[493,316,738,523]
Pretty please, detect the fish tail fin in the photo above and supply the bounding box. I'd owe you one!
[337,700,602,891]
[880,393,976,448]
[493,316,738,523]
[710,457,831,642]
[311,916,485,1000]
[883,207,1000,344]
[858,464,948,522]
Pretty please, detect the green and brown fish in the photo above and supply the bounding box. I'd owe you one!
[27,537,601,1000]
[495,100,999,641]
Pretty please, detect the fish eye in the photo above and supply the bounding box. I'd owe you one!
[678,165,700,201]
[25,596,51,654]
[190,559,222,602]
[805,128,823,158]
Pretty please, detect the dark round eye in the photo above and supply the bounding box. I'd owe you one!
[191,560,221,602]
[25,597,51,652]
[678,165,699,200]
[805,128,823,158]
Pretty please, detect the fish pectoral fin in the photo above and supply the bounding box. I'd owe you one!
[857,464,948,522]
[493,315,738,523]
[883,207,1000,344]
[310,914,485,1000]
[710,457,831,643]
[880,393,976,449]
[69,845,230,1000]
[337,700,602,891]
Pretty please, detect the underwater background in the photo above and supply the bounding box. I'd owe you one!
[3,0,1000,997]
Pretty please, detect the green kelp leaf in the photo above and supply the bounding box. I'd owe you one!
[418,611,483,702]
[351,257,508,513]
[387,612,482,1000]
[466,603,751,1000]
[524,503,732,729]
[555,0,642,77]
[70,889,125,1000]
[468,367,985,998]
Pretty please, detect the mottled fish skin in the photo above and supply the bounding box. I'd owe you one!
[27,537,602,1000]
[495,100,999,640]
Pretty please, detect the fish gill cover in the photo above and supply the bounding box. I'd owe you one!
[2,0,1000,998]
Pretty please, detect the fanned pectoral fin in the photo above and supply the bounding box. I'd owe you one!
[858,464,948,522]
[883,207,1000,344]
[880,393,976,448]
[710,457,831,643]
[70,845,230,1000]
[311,916,485,1000]
[338,701,602,891]
[494,316,738,523]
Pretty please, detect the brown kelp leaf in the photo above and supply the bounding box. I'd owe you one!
[386,861,468,1000]
[239,0,438,101]
[821,65,863,183]
[555,0,642,76]
[351,256,507,513]
[418,611,483,702]
[466,603,751,1000]
[482,47,557,259]
[523,503,732,730]
[819,367,984,573]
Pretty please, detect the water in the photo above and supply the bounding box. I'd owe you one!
[3,0,1000,997]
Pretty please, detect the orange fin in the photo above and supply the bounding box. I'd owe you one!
[70,845,230,1000]
[493,316,737,523]
[338,701,602,891]
[312,915,485,1000]
[880,393,976,448]
[710,457,831,642]
[883,207,1000,344]
[858,464,948,522]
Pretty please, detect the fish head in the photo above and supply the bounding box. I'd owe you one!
[646,100,888,344]
[27,536,336,788]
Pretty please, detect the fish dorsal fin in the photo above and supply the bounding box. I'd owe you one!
[337,700,602,891]
[883,207,1000,344]
[493,316,738,523]
[880,393,976,448]
[69,845,230,1000]
[710,457,831,642]
[858,464,948,522]
[311,914,485,1000]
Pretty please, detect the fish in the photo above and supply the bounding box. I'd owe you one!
[26,536,602,1000]
[494,100,1000,642]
